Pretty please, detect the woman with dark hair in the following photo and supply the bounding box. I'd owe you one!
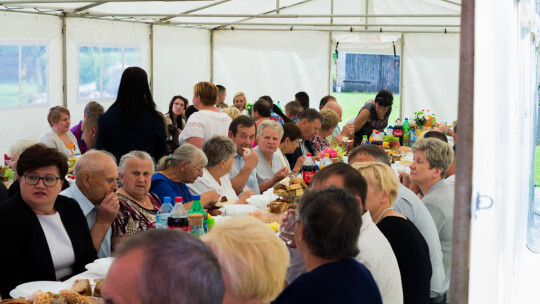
[165,95,188,130]
[95,67,167,162]
[352,90,394,146]
[0,144,96,299]
[279,122,304,173]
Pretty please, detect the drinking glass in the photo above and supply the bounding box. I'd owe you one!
[278,213,297,245]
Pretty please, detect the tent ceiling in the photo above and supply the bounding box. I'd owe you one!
[0,0,461,32]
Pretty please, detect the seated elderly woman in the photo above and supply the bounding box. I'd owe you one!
[39,106,81,157]
[188,136,254,203]
[150,143,220,210]
[254,120,290,193]
[278,122,304,174]
[0,144,96,299]
[309,108,341,155]
[352,161,432,304]
[201,216,289,304]
[6,138,38,196]
[112,151,162,250]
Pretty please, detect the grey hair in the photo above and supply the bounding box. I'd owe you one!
[118,150,155,174]
[114,229,225,304]
[257,120,284,141]
[73,150,117,179]
[8,138,38,158]
[412,138,454,178]
[203,136,236,168]
[157,143,208,171]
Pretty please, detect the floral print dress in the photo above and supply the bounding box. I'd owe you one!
[112,192,161,237]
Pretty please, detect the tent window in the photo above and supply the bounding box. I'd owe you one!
[77,45,141,102]
[0,44,48,108]
[528,98,540,252]
[332,52,400,129]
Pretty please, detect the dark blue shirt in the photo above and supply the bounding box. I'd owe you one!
[273,259,382,304]
[150,173,193,205]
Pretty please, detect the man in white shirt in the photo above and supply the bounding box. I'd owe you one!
[227,116,260,195]
[286,163,403,304]
[60,150,119,258]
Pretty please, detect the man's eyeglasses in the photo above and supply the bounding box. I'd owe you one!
[23,174,61,187]
[188,162,204,172]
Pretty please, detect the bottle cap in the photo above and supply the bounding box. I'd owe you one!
[163,197,171,204]
[306,153,312,157]
[405,118,408,121]
[324,153,329,157]
[174,197,183,204]
[193,195,201,201]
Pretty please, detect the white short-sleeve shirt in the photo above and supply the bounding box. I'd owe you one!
[179,110,232,145]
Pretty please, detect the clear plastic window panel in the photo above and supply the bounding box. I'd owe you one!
[0,45,19,107]
[102,47,122,98]
[79,46,101,100]
[21,45,47,105]
[124,47,141,68]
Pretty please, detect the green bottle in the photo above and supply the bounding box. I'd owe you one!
[188,195,208,233]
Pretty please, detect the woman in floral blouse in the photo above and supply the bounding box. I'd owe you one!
[310,109,341,155]
[112,150,161,251]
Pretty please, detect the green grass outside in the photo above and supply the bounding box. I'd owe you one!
[332,92,401,129]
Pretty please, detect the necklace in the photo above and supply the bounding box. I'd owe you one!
[57,134,75,155]
[375,207,394,224]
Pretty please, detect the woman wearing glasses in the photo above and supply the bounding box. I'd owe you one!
[150,144,220,211]
[0,144,96,299]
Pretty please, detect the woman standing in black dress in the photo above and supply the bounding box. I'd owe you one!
[352,90,393,146]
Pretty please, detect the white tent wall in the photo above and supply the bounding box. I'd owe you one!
[213,30,330,107]
[0,13,62,156]
[402,33,460,124]
[152,26,210,111]
[469,0,539,303]
[65,18,151,126]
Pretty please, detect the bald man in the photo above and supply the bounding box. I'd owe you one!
[323,101,355,139]
[60,150,119,257]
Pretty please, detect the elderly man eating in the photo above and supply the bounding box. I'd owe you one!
[60,150,119,258]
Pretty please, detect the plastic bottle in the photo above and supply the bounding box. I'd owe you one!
[361,135,368,145]
[410,129,417,147]
[369,129,377,143]
[188,195,208,233]
[320,153,332,169]
[168,197,189,231]
[372,131,383,148]
[277,100,282,111]
[188,213,205,238]
[426,110,432,128]
[156,197,173,229]
[301,153,317,184]
[431,113,437,126]
[394,119,403,145]
[403,118,411,147]
[387,126,394,137]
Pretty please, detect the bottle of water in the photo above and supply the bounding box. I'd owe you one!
[410,129,417,147]
[156,196,173,229]
[320,153,332,169]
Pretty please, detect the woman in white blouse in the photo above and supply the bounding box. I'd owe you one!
[39,106,81,158]
[188,136,254,203]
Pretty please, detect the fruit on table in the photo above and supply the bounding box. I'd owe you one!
[266,222,280,232]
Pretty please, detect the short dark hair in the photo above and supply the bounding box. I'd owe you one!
[295,91,310,110]
[284,101,301,118]
[114,229,225,304]
[16,143,68,180]
[348,145,391,167]
[253,99,271,118]
[258,95,273,103]
[84,112,101,129]
[374,90,393,107]
[319,95,336,110]
[298,187,362,260]
[311,162,368,207]
[281,122,302,143]
[216,85,226,93]
[83,101,104,116]
[229,115,256,137]
[298,108,323,124]
[185,105,199,121]
[423,131,448,143]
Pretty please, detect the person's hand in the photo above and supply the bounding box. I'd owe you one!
[311,155,320,162]
[333,134,344,146]
[201,190,220,209]
[273,167,289,183]
[398,171,411,187]
[96,192,120,225]
[238,190,255,203]
[293,156,305,173]
[243,150,259,170]
[280,209,297,248]
[341,123,355,137]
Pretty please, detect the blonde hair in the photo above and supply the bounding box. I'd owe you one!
[194,81,218,106]
[412,138,454,178]
[233,92,247,110]
[201,217,290,303]
[47,106,70,126]
[320,109,340,131]
[222,107,242,120]
[352,161,399,205]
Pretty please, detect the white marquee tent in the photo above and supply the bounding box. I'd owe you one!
[0,0,539,303]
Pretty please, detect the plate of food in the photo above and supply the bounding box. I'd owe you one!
[8,279,104,303]
[214,196,237,208]
[273,177,307,197]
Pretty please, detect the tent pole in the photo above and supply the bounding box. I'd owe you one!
[364,0,369,30]
[399,33,404,120]
[328,32,332,95]
[61,16,67,107]
[210,30,214,83]
[149,24,154,94]
[451,0,474,301]
[276,0,279,15]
